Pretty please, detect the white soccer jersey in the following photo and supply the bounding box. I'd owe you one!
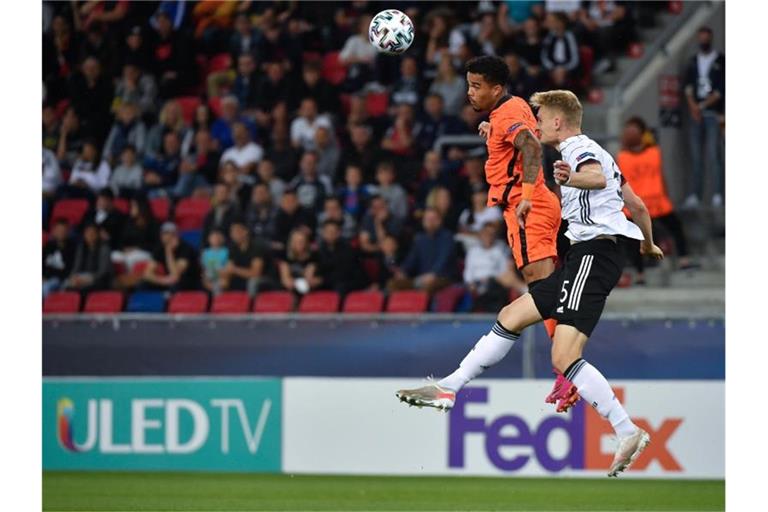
[558,134,643,242]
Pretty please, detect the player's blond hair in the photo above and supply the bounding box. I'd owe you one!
[529,90,583,128]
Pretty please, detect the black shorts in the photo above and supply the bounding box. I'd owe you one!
[529,238,624,337]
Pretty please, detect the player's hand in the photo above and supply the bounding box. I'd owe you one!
[553,160,571,185]
[478,121,491,140]
[640,242,664,260]
[516,199,532,228]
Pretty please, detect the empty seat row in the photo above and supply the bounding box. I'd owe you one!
[42,289,440,315]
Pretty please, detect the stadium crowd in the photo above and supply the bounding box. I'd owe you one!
[43,1,685,312]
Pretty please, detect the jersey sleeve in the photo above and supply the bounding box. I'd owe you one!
[502,119,529,145]
[565,145,600,171]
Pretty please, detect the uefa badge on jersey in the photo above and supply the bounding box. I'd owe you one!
[576,151,597,163]
[507,122,523,134]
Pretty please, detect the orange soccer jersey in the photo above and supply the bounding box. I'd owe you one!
[484,96,561,269]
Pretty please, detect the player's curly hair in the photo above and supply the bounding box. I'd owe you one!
[464,55,510,87]
[529,90,583,128]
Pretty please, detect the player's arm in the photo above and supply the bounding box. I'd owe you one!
[512,128,542,227]
[621,181,664,260]
[554,160,606,189]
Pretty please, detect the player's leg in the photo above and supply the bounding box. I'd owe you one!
[395,292,547,410]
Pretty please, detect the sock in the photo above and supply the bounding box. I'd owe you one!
[438,321,519,392]
[564,358,637,439]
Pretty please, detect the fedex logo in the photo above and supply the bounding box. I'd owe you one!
[448,386,682,473]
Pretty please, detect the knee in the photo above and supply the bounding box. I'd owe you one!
[497,302,523,333]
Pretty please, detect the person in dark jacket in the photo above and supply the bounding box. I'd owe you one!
[64,223,113,292]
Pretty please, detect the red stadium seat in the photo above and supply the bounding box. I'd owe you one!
[509,287,523,303]
[343,291,384,314]
[298,291,341,313]
[386,290,429,313]
[131,260,166,277]
[42,230,49,246]
[321,52,347,85]
[167,291,209,314]
[43,291,81,314]
[207,53,232,75]
[253,291,295,313]
[432,285,466,313]
[208,96,223,118]
[174,197,210,230]
[366,92,389,117]
[176,96,202,126]
[149,197,170,221]
[113,198,130,214]
[578,46,594,90]
[50,199,89,226]
[83,291,124,313]
[339,93,352,117]
[211,291,251,314]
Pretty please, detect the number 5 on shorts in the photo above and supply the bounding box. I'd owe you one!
[559,280,570,304]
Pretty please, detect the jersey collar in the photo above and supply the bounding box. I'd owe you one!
[558,134,586,153]
[491,94,512,113]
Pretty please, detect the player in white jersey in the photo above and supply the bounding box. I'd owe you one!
[396,90,664,477]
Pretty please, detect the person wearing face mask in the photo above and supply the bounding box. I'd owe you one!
[682,26,725,209]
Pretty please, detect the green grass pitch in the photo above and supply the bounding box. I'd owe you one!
[43,472,724,511]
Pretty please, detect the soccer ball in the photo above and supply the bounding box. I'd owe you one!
[368,9,414,55]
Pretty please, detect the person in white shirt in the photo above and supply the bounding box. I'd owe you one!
[290,97,333,152]
[43,147,62,198]
[456,188,503,251]
[68,140,111,195]
[339,14,378,90]
[220,121,264,174]
[463,222,509,291]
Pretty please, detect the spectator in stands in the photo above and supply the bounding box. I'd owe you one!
[273,189,316,251]
[220,220,270,294]
[505,52,545,102]
[109,145,144,197]
[120,25,151,72]
[220,121,264,175]
[217,160,249,206]
[314,126,340,183]
[381,104,417,158]
[43,15,79,104]
[416,150,451,208]
[150,11,195,99]
[244,182,277,242]
[464,222,513,312]
[289,150,333,212]
[682,26,725,208]
[43,219,76,298]
[617,117,696,276]
[541,12,580,90]
[66,139,111,198]
[64,223,112,292]
[256,159,286,204]
[295,61,341,116]
[255,21,301,67]
[459,103,484,135]
[463,154,490,198]
[67,56,113,146]
[457,188,504,251]
[345,94,388,140]
[82,189,127,247]
[342,123,384,182]
[43,147,62,199]
[424,9,453,80]
[252,61,291,130]
[474,11,506,56]
[358,195,403,255]
[317,196,357,241]
[143,131,182,196]
[193,103,213,132]
[576,1,635,74]
[391,56,422,108]
[192,0,237,41]
[201,228,229,295]
[143,221,199,290]
[417,93,466,151]
[113,63,158,119]
[202,183,241,248]
[372,233,402,290]
[317,220,365,295]
[230,12,261,61]
[187,128,222,185]
[389,208,456,295]
[232,53,260,111]
[338,14,377,92]
[429,55,467,117]
[42,105,60,152]
[113,197,159,288]
[211,96,258,151]
[146,100,193,159]
[373,162,408,221]
[515,17,544,70]
[290,97,333,152]
[278,229,322,295]
[337,164,371,220]
[103,101,147,164]
[264,124,299,181]
[425,185,459,232]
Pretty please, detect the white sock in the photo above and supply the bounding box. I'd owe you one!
[565,359,637,439]
[438,322,519,392]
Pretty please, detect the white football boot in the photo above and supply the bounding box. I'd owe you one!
[395,383,456,411]
[608,428,651,477]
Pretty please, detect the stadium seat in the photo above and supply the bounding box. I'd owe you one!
[207,53,232,75]
[386,290,429,313]
[253,291,294,313]
[50,199,89,226]
[149,197,170,221]
[174,198,210,230]
[578,46,594,90]
[339,93,352,117]
[361,258,381,286]
[366,92,389,117]
[180,229,202,250]
[211,291,251,314]
[509,287,523,303]
[167,291,209,314]
[432,285,466,313]
[208,96,223,118]
[342,291,384,314]
[113,198,130,214]
[298,291,341,313]
[126,291,166,313]
[321,51,347,85]
[43,291,81,314]
[83,291,124,313]
[42,230,49,246]
[176,96,202,125]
